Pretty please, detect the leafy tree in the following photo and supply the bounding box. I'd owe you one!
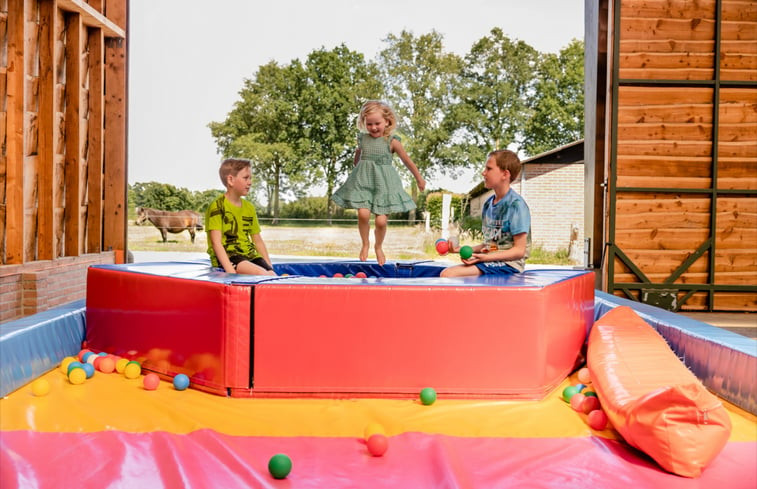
[448,28,539,164]
[191,189,225,213]
[298,45,383,222]
[377,30,463,216]
[130,182,194,211]
[523,39,584,156]
[209,61,307,221]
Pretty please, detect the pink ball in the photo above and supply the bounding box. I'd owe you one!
[581,395,600,414]
[570,393,586,411]
[577,367,592,384]
[333,273,344,278]
[435,240,449,255]
[587,409,608,431]
[143,373,160,390]
[366,434,388,457]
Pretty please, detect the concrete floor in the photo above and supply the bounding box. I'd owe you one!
[679,312,757,340]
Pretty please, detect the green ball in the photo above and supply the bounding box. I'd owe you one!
[583,391,598,398]
[460,245,473,260]
[420,387,437,405]
[268,453,292,479]
[562,385,581,403]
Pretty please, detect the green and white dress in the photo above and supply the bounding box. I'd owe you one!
[332,133,416,215]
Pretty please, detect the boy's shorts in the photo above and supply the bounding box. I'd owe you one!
[227,255,273,272]
[475,262,518,275]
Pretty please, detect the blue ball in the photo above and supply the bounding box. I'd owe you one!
[173,373,190,391]
[67,361,84,375]
[82,363,95,378]
[81,352,94,363]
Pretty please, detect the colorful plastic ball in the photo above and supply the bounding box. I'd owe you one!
[581,395,600,414]
[173,373,190,391]
[366,433,388,456]
[364,422,385,440]
[268,453,292,479]
[31,378,51,397]
[333,273,344,278]
[459,245,473,260]
[570,392,586,411]
[345,273,354,278]
[81,351,95,363]
[67,361,84,376]
[587,409,608,431]
[562,384,581,402]
[82,363,95,378]
[355,272,367,278]
[68,367,87,385]
[98,357,116,374]
[115,358,129,374]
[77,349,91,362]
[575,383,586,392]
[435,238,446,245]
[577,367,592,384]
[124,362,141,379]
[420,387,437,406]
[60,356,77,374]
[143,373,160,390]
[435,240,449,255]
[583,391,598,398]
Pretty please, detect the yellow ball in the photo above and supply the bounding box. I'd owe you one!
[60,356,77,374]
[364,422,386,440]
[31,378,51,396]
[124,362,141,379]
[68,367,87,385]
[115,358,129,374]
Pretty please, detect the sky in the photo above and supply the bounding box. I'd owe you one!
[128,0,584,197]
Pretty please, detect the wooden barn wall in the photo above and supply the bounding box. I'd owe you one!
[608,0,757,311]
[0,0,126,322]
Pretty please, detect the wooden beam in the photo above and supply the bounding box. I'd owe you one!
[5,0,25,264]
[38,0,58,260]
[64,13,82,257]
[57,0,124,38]
[103,0,127,258]
[87,28,104,254]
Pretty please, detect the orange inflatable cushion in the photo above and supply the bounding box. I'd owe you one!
[587,306,732,477]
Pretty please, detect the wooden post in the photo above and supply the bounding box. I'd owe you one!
[64,12,82,257]
[87,28,104,254]
[5,0,25,264]
[103,0,127,257]
[38,0,58,261]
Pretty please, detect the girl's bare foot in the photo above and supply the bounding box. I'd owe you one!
[375,245,386,266]
[359,244,369,261]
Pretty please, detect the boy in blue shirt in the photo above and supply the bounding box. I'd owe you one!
[441,149,531,277]
[206,159,276,275]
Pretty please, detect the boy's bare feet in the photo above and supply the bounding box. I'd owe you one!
[375,245,386,266]
[359,244,369,262]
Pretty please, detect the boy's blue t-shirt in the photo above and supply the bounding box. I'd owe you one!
[480,188,532,273]
[205,196,262,267]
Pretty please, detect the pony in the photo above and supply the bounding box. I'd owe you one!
[135,207,204,243]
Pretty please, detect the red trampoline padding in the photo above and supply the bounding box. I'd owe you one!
[587,306,732,478]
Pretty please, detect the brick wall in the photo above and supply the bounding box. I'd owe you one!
[469,162,584,256]
[0,253,115,323]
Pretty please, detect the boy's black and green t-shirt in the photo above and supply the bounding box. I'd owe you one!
[205,195,262,267]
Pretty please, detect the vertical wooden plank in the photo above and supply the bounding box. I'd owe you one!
[37,0,56,260]
[63,11,80,256]
[86,27,102,253]
[5,0,25,264]
[102,0,126,257]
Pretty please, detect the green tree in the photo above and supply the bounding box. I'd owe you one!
[377,30,463,216]
[449,28,539,164]
[209,61,307,221]
[523,39,585,156]
[298,45,382,222]
[191,189,225,213]
[131,182,194,211]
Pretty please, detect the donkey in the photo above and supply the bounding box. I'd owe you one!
[135,207,204,243]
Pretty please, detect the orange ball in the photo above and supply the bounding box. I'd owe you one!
[366,434,388,457]
[143,373,160,390]
[98,357,116,373]
[577,367,592,384]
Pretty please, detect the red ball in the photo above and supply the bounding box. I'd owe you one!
[435,240,449,255]
[581,395,600,414]
[366,433,388,457]
[587,409,608,431]
[333,273,344,278]
[355,272,367,278]
[143,373,160,390]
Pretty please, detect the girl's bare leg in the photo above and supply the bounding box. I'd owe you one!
[358,208,371,261]
[374,214,387,266]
